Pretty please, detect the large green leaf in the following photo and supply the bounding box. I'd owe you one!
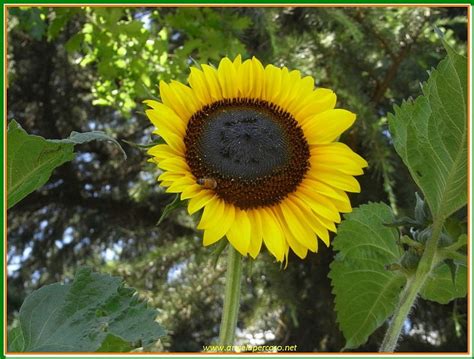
[7,120,127,209]
[328,203,405,349]
[420,262,467,304]
[10,268,165,352]
[388,44,467,219]
[7,120,75,209]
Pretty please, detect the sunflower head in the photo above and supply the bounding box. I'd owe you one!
[145,55,368,263]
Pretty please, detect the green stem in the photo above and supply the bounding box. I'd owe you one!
[438,250,467,264]
[379,216,445,352]
[442,235,467,253]
[218,245,243,347]
[379,275,421,352]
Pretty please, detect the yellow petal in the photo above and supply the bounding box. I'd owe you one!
[226,209,251,256]
[309,169,361,193]
[233,54,242,68]
[144,103,187,134]
[160,180,173,187]
[142,99,162,109]
[303,109,356,144]
[250,57,265,99]
[291,195,330,247]
[273,67,291,105]
[188,67,212,105]
[299,75,315,93]
[248,210,263,259]
[171,80,203,116]
[285,75,314,114]
[311,143,368,168]
[238,59,254,97]
[314,213,337,233]
[151,129,185,154]
[331,197,353,213]
[187,190,215,215]
[166,176,196,193]
[288,86,335,117]
[310,151,366,176]
[158,157,189,173]
[148,157,159,165]
[301,177,348,202]
[159,81,188,121]
[263,65,282,103]
[198,197,225,229]
[295,89,337,124]
[158,171,186,182]
[203,204,235,246]
[295,184,341,223]
[260,207,286,262]
[201,64,223,101]
[181,183,202,200]
[147,144,181,161]
[279,199,317,252]
[274,207,308,259]
[218,57,238,99]
[311,162,364,176]
[322,187,352,213]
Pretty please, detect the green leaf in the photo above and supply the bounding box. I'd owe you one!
[91,98,112,106]
[8,327,25,352]
[47,8,75,41]
[96,334,132,352]
[211,238,228,268]
[328,202,405,349]
[52,130,127,160]
[7,120,75,209]
[420,262,467,304]
[156,194,186,226]
[14,267,165,352]
[65,33,84,53]
[7,121,127,209]
[388,44,467,219]
[122,138,165,150]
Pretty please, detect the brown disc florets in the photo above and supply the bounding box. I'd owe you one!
[184,98,310,209]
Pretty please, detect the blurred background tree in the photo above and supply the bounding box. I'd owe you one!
[7,6,468,352]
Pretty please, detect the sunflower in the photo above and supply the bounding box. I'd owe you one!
[145,55,367,263]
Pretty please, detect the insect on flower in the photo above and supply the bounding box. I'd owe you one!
[197,178,218,190]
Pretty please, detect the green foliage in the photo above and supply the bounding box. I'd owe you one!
[47,8,78,41]
[388,42,467,219]
[57,7,251,116]
[7,120,75,209]
[420,262,467,305]
[8,268,165,352]
[164,8,250,64]
[330,45,468,351]
[329,203,405,349]
[74,8,167,115]
[7,120,125,209]
[8,7,47,40]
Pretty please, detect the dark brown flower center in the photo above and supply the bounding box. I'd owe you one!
[184,98,310,209]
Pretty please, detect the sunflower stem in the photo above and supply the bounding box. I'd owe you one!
[379,215,445,352]
[218,245,243,348]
